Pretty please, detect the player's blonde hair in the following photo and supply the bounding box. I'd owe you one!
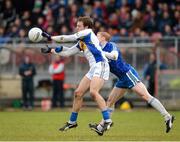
[98,32,111,41]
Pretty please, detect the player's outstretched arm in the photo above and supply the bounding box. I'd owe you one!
[52,45,80,57]
[104,51,118,60]
[51,29,92,42]
[41,43,80,57]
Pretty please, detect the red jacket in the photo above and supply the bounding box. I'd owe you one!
[49,61,65,80]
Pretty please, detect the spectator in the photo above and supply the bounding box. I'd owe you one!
[106,0,117,14]
[81,0,92,16]
[18,29,27,43]
[158,11,172,33]
[2,0,16,28]
[108,13,119,27]
[56,6,69,30]
[19,56,36,110]
[164,24,173,36]
[92,0,105,18]
[6,25,19,37]
[59,25,69,34]
[144,10,157,33]
[143,53,168,98]
[174,19,180,36]
[0,0,179,38]
[31,0,43,25]
[134,0,144,12]
[130,9,144,32]
[119,12,132,29]
[0,25,11,44]
[21,11,31,21]
[49,55,65,108]
[143,53,157,98]
[48,0,60,18]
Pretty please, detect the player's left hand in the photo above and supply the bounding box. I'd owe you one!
[41,45,51,53]
[41,31,51,41]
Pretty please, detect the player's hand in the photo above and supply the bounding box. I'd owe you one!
[41,31,51,41]
[55,46,63,53]
[41,45,51,53]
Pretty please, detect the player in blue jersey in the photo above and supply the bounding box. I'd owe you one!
[41,17,112,134]
[89,32,175,135]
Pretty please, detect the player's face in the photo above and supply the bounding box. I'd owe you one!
[76,21,85,32]
[97,33,103,42]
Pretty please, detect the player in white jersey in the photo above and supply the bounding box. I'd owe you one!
[41,16,112,135]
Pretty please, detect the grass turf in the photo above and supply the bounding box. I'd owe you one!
[0,108,179,141]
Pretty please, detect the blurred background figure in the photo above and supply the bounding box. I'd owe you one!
[49,55,65,108]
[143,53,157,98]
[19,55,36,110]
[143,53,168,98]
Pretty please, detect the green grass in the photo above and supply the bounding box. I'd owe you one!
[0,109,179,141]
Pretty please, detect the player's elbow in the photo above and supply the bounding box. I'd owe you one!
[113,52,118,60]
[113,55,118,60]
[51,36,58,42]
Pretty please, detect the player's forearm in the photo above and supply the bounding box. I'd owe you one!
[62,46,70,51]
[51,29,91,42]
[104,51,118,60]
[51,47,78,57]
[51,34,77,42]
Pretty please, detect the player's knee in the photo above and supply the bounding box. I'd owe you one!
[107,98,113,106]
[140,93,150,101]
[74,90,83,99]
[90,89,98,99]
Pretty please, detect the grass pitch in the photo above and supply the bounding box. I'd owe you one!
[0,108,179,141]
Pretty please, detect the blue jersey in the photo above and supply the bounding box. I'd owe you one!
[102,42,131,78]
[102,42,140,89]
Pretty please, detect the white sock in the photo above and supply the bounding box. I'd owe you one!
[68,120,76,124]
[148,97,171,121]
[104,119,112,123]
[108,107,114,117]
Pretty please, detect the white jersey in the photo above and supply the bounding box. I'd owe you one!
[76,29,108,67]
[52,29,108,67]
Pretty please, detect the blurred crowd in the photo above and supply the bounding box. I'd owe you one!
[0,0,179,42]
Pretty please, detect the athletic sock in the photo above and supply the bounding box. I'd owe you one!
[108,106,114,117]
[102,109,112,123]
[96,109,113,131]
[148,97,171,121]
[69,112,78,124]
[99,107,114,126]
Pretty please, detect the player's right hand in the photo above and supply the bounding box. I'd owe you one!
[41,45,51,53]
[41,31,51,41]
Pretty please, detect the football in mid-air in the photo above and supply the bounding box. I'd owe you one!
[28,27,43,42]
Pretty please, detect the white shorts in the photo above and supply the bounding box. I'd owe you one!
[86,62,109,80]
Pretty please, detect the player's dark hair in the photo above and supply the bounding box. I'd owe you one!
[77,16,93,28]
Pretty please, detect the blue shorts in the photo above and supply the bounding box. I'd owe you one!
[115,67,140,89]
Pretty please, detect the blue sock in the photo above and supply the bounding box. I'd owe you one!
[69,112,78,123]
[107,108,113,114]
[102,110,110,121]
